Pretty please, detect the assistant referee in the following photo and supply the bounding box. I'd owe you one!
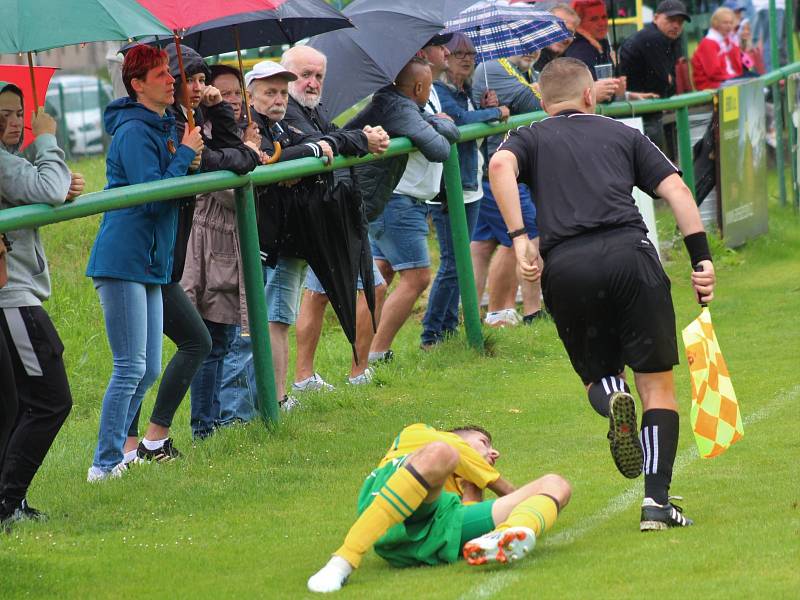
[489,57,716,531]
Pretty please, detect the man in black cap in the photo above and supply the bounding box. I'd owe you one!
[619,0,691,149]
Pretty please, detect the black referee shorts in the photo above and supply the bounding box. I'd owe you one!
[542,228,678,385]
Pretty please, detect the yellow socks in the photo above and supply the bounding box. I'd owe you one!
[496,494,559,537]
[335,466,428,568]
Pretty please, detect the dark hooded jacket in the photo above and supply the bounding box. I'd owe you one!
[344,85,459,221]
[165,43,260,282]
[86,98,196,283]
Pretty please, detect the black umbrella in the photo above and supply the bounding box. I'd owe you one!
[126,0,354,57]
[307,0,477,119]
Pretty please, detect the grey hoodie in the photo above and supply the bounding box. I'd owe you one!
[0,118,71,308]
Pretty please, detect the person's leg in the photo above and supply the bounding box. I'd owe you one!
[89,279,151,476]
[370,267,430,354]
[308,442,459,592]
[217,327,258,425]
[0,330,19,473]
[518,188,543,320]
[265,257,307,403]
[462,474,572,565]
[146,283,212,444]
[441,199,481,335]
[421,203,458,347]
[470,240,496,305]
[293,277,331,387]
[189,320,234,439]
[0,306,72,505]
[486,246,518,312]
[350,283,386,380]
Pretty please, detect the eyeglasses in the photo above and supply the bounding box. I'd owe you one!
[451,50,477,59]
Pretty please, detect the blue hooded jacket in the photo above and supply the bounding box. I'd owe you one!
[86,97,196,283]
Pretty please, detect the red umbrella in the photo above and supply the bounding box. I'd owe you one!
[0,64,57,150]
[134,0,286,129]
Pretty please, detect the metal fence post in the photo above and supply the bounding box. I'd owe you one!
[97,78,108,154]
[441,144,484,351]
[234,181,279,424]
[784,3,799,210]
[769,0,787,206]
[676,106,696,197]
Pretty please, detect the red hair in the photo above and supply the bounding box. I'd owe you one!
[123,44,168,99]
[571,0,605,19]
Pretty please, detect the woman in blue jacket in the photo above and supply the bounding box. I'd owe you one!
[421,33,509,348]
[85,45,203,481]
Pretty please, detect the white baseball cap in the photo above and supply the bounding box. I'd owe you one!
[244,60,298,87]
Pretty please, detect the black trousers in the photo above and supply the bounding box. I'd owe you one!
[128,282,211,436]
[0,306,72,504]
[0,330,19,469]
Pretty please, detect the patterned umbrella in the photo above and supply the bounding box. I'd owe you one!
[444,0,571,64]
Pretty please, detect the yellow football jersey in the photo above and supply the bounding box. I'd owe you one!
[377,423,500,497]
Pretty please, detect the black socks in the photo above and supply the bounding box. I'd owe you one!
[641,409,680,505]
[587,375,630,417]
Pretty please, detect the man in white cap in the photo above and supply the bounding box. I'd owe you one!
[245,60,336,409]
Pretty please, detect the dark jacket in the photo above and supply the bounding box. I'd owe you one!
[345,85,460,221]
[86,98,196,283]
[533,47,559,72]
[284,97,369,159]
[563,33,614,76]
[434,80,501,191]
[619,23,682,98]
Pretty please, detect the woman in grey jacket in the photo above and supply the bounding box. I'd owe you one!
[0,82,83,524]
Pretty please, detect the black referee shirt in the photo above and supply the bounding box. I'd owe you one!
[498,110,679,256]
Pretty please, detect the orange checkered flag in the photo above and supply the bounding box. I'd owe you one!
[681,307,743,458]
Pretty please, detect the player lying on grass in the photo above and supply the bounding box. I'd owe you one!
[307,423,571,593]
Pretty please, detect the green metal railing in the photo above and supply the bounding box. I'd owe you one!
[2,58,798,426]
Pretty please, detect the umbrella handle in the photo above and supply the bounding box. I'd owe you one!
[264,141,281,164]
[693,264,708,308]
[27,52,40,112]
[173,32,196,131]
[233,26,253,125]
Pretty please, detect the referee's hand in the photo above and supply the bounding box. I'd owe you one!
[692,260,715,304]
[512,236,541,282]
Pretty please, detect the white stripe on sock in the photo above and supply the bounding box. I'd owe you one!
[617,377,626,393]
[642,427,652,474]
[651,425,659,476]
[602,378,611,394]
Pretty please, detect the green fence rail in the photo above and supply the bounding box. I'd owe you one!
[2,59,798,426]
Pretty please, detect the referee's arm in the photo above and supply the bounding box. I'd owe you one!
[489,149,541,282]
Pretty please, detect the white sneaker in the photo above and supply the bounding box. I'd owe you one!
[86,462,128,483]
[308,556,353,593]
[292,373,335,393]
[462,526,536,566]
[348,367,374,386]
[279,394,301,412]
[484,308,522,328]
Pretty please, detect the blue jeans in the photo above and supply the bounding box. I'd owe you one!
[369,194,431,270]
[92,279,163,471]
[421,200,481,346]
[189,320,237,438]
[265,257,307,325]
[217,325,258,425]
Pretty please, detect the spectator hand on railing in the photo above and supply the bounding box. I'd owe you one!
[363,125,390,155]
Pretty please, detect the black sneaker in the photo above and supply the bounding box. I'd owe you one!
[368,349,394,364]
[607,391,643,479]
[640,497,694,531]
[0,497,47,527]
[137,438,182,462]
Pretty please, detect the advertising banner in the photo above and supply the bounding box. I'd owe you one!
[717,80,769,247]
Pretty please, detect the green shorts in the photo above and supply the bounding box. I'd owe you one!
[357,457,496,568]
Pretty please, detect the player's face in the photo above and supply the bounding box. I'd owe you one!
[460,431,500,466]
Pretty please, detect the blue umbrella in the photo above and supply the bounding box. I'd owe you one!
[444,0,571,63]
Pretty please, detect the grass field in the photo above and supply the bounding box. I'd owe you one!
[1,156,799,598]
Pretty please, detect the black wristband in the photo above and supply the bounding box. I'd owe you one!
[683,232,712,266]
[507,226,528,240]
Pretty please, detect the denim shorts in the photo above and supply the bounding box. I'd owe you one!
[369,193,431,270]
[264,256,308,325]
[472,181,539,247]
[305,259,386,294]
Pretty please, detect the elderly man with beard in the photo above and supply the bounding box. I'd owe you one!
[245,61,336,409]
[278,46,391,393]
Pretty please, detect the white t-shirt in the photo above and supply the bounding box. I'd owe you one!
[393,86,445,202]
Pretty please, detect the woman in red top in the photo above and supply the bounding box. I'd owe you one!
[691,7,743,89]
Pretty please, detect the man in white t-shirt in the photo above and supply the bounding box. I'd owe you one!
[368,35,456,363]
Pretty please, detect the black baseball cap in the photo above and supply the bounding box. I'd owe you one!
[655,0,691,21]
[424,33,454,47]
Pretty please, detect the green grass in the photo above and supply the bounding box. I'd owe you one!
[1,156,799,598]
